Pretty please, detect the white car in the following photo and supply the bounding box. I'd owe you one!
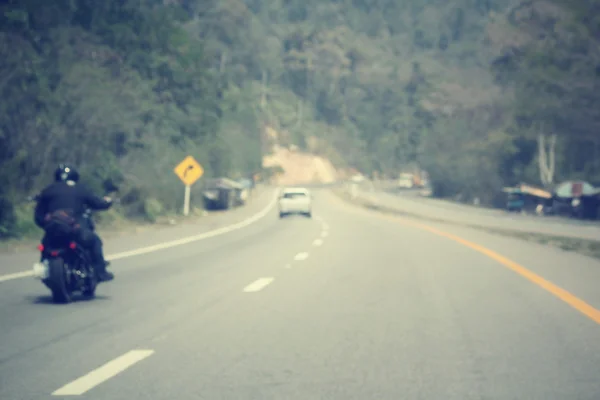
[278,187,312,218]
[398,173,414,189]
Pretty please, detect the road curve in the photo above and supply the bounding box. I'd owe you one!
[0,185,276,280]
[357,184,600,240]
[1,187,600,399]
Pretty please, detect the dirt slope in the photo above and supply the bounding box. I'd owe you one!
[262,126,339,185]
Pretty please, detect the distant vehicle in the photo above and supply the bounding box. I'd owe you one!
[419,186,433,197]
[398,173,414,189]
[351,174,366,183]
[278,187,312,218]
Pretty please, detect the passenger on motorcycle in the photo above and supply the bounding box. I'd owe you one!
[34,164,115,282]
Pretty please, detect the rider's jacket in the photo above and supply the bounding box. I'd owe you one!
[34,181,111,229]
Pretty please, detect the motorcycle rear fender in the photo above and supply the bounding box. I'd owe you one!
[38,241,78,258]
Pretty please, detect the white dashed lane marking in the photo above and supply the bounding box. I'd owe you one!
[243,277,275,293]
[52,349,155,396]
[294,252,309,261]
[247,217,329,289]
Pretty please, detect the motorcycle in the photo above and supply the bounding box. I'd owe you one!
[30,181,118,304]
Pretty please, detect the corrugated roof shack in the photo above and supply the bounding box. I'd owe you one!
[202,177,245,211]
[552,181,600,220]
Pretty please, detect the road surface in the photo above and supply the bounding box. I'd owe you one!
[357,184,600,240]
[0,185,274,279]
[1,187,600,399]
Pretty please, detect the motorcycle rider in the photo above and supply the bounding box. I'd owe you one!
[34,164,115,282]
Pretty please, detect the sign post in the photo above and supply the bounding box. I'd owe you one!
[183,184,191,216]
[173,155,204,216]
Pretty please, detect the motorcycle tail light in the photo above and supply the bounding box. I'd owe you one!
[69,242,77,249]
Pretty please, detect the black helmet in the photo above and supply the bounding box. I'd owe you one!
[54,163,80,182]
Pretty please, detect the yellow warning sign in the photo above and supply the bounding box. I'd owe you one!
[174,156,204,186]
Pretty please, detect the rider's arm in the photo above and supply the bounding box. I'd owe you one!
[81,185,112,211]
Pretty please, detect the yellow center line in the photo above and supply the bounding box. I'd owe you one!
[331,190,600,325]
[410,220,600,325]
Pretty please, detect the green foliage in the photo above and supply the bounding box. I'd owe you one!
[0,0,262,239]
[239,0,599,199]
[490,0,600,185]
[3,0,599,239]
[229,0,526,194]
[142,198,164,223]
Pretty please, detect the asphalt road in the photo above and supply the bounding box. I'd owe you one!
[0,185,275,279]
[1,187,600,399]
[359,184,600,240]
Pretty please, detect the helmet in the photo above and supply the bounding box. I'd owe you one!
[54,163,80,183]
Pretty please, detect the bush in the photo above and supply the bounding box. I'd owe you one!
[0,196,16,239]
[14,205,40,239]
[142,198,164,223]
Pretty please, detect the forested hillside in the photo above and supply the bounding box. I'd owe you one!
[1,0,599,238]
[0,0,264,238]
[231,0,600,201]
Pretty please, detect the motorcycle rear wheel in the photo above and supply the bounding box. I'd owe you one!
[49,258,72,304]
